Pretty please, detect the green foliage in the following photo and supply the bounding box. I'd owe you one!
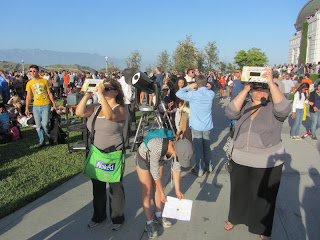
[298,21,309,65]
[234,47,268,69]
[157,50,172,73]
[126,50,142,69]
[196,51,206,73]
[204,41,219,72]
[0,119,85,219]
[308,73,318,83]
[172,35,197,72]
[145,64,155,74]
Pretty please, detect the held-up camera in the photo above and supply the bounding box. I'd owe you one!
[241,66,267,83]
[81,79,104,92]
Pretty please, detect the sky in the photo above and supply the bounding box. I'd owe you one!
[1,0,310,67]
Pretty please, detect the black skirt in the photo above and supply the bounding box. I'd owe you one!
[228,160,283,237]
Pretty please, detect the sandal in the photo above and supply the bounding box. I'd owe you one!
[259,235,270,240]
[224,221,234,231]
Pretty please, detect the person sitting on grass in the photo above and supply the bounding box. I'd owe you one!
[7,96,26,119]
[0,103,12,144]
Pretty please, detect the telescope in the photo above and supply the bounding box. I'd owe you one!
[123,68,160,110]
[122,68,175,152]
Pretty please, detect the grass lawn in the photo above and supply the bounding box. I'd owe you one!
[0,112,86,219]
[0,98,154,220]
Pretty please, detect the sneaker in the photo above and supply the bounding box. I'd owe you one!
[295,136,302,140]
[290,136,296,140]
[153,214,172,228]
[190,168,204,177]
[37,143,46,148]
[112,223,122,231]
[145,222,158,239]
[312,137,318,141]
[88,220,99,228]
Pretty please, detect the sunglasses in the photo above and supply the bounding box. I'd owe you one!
[104,86,115,91]
[29,70,38,73]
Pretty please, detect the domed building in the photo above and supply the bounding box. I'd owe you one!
[288,0,320,65]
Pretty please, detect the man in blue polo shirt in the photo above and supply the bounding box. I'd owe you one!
[176,74,215,177]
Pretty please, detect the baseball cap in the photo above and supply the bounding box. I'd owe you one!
[175,139,193,168]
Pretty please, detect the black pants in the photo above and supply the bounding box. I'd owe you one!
[228,160,283,237]
[123,103,136,147]
[91,178,125,224]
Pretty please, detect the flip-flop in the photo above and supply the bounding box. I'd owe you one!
[224,221,234,231]
[259,235,271,240]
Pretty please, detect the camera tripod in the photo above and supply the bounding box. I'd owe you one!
[131,101,175,152]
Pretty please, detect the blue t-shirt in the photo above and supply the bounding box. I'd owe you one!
[230,79,244,101]
[176,86,215,131]
[155,74,164,89]
[0,76,9,89]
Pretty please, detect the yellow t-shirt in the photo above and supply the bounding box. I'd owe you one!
[26,78,51,105]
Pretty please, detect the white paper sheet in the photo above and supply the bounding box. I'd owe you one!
[162,196,193,221]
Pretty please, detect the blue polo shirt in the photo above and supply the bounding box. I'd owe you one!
[176,86,215,131]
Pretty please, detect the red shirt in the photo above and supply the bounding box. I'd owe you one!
[63,75,70,86]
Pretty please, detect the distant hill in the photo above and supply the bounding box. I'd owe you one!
[0,49,126,70]
[0,61,96,73]
[0,49,152,72]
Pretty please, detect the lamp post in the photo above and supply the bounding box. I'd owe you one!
[105,56,108,76]
[22,59,24,72]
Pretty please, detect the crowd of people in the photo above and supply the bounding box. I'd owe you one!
[1,62,320,239]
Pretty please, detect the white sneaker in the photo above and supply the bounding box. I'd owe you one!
[290,136,296,140]
[295,136,302,140]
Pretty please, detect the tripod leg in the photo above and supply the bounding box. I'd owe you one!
[131,112,145,152]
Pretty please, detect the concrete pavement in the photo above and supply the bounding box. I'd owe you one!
[0,96,320,240]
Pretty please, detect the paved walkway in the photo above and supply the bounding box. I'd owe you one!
[0,96,320,240]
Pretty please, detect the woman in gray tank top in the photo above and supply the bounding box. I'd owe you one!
[76,79,126,231]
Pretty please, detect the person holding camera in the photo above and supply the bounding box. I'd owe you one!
[224,66,291,240]
[76,79,126,231]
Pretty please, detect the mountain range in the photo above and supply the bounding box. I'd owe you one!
[0,49,130,71]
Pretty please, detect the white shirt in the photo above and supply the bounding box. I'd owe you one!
[282,79,295,93]
[118,76,134,104]
[292,91,308,112]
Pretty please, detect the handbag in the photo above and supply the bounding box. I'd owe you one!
[83,106,125,182]
[224,102,265,173]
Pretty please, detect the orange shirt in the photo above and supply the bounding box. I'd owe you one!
[63,74,70,86]
[302,78,312,91]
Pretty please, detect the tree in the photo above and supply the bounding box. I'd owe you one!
[196,50,206,73]
[157,50,172,73]
[172,35,197,72]
[234,47,268,69]
[107,61,120,73]
[298,21,309,65]
[145,64,155,74]
[204,41,219,71]
[126,50,142,69]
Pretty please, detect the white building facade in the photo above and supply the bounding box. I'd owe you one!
[288,0,320,65]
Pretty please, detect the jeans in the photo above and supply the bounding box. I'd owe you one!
[311,111,320,138]
[191,128,212,175]
[33,104,51,144]
[284,93,290,100]
[290,109,304,137]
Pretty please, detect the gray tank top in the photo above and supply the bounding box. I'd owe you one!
[86,105,125,150]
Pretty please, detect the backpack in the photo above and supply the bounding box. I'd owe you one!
[49,110,67,144]
[144,128,175,156]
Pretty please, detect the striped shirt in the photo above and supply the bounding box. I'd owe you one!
[138,138,181,180]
